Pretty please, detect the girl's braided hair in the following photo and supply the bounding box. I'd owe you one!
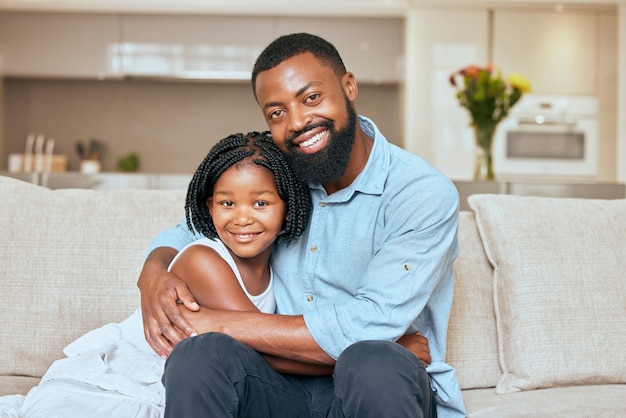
[185,131,311,245]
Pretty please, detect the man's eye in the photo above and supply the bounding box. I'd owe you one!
[306,93,320,103]
[269,109,283,119]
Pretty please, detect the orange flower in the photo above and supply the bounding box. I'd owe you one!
[460,65,480,78]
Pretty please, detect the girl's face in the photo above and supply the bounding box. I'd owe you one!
[207,163,287,261]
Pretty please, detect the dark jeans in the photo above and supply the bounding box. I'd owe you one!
[162,332,437,418]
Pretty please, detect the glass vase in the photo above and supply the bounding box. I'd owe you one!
[473,123,497,181]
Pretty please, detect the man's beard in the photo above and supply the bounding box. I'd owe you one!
[284,99,357,185]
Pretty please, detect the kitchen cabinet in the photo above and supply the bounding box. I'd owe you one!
[120,15,275,80]
[120,15,403,83]
[0,12,121,78]
[492,10,598,95]
[0,12,402,83]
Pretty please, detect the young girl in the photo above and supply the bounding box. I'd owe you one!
[169,130,311,317]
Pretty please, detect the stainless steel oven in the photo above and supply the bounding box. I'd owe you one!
[493,94,598,182]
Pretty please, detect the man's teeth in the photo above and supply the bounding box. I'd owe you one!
[299,132,324,147]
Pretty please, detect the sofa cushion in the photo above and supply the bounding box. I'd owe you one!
[447,212,500,389]
[0,376,40,397]
[468,194,626,394]
[463,384,626,417]
[0,176,185,382]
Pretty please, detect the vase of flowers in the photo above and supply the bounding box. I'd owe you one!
[450,64,531,181]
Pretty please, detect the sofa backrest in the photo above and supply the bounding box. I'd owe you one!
[0,176,186,379]
[0,175,505,392]
[447,211,501,390]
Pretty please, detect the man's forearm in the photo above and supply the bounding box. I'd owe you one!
[137,247,178,290]
[262,354,334,375]
[187,308,335,366]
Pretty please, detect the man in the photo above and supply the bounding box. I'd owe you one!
[138,33,465,417]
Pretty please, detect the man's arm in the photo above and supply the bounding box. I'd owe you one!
[183,308,335,365]
[138,247,199,357]
[177,175,456,366]
[137,221,333,364]
[181,305,432,368]
[170,245,335,375]
[301,176,460,361]
[138,221,202,356]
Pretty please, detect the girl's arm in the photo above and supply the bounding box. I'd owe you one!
[169,245,257,312]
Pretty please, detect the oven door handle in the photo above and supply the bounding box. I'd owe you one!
[517,118,577,128]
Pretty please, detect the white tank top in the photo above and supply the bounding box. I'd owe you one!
[168,237,276,314]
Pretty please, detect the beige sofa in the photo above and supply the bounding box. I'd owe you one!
[1,174,625,417]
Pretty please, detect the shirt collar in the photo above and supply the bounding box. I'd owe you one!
[311,115,389,200]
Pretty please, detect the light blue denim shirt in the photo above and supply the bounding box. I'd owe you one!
[148,116,465,417]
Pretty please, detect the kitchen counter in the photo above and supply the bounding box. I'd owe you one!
[0,172,192,190]
[453,180,626,211]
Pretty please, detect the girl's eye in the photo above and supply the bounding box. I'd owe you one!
[254,201,268,208]
[221,201,234,207]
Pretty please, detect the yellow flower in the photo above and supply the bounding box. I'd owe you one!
[507,73,532,93]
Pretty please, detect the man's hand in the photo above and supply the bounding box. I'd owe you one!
[137,247,200,357]
[397,332,431,367]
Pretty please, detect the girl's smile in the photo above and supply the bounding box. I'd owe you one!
[207,162,287,264]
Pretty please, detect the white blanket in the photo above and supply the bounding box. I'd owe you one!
[1,309,165,418]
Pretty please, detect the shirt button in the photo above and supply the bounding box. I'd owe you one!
[310,246,317,253]
[320,202,327,207]
[307,295,314,302]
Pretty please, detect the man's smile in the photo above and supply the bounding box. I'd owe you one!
[290,127,330,155]
[298,130,325,148]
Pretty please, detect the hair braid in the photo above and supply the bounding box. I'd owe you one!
[185,131,311,245]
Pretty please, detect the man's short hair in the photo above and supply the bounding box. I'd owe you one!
[251,33,347,99]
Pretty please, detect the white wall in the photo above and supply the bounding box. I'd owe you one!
[618,1,626,182]
[404,7,489,178]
